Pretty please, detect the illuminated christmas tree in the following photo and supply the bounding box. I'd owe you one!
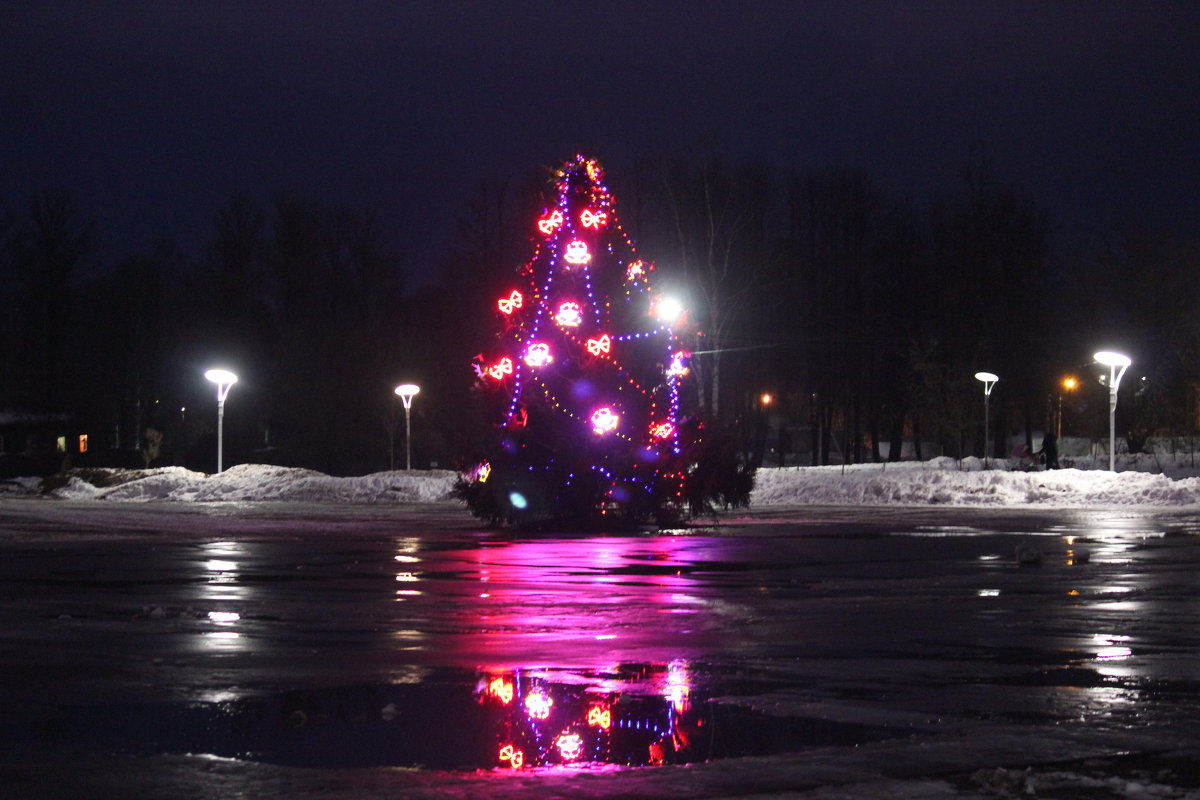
[457,155,697,526]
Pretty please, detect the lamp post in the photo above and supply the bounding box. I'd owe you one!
[974,372,999,467]
[1058,377,1077,438]
[394,384,420,470]
[204,368,238,474]
[1094,351,1131,471]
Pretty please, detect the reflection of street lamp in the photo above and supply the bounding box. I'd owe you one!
[1094,351,1131,472]
[394,384,420,470]
[1058,377,1078,438]
[204,368,238,473]
[974,372,999,467]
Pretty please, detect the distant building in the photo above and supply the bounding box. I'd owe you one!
[0,409,83,477]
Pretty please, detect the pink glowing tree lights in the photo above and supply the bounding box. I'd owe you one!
[457,155,690,525]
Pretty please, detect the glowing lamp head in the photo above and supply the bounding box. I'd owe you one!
[394,383,420,408]
[974,372,998,396]
[204,368,238,402]
[653,296,684,326]
[1094,350,1132,392]
[1094,350,1131,368]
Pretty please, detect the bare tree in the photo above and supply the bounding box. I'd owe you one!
[6,189,94,410]
[637,156,777,420]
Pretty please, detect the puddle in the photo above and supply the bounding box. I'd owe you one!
[14,663,900,769]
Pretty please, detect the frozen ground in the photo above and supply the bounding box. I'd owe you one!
[2,459,1199,799]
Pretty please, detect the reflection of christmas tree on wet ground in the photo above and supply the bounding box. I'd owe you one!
[457,155,705,527]
[475,662,899,770]
[479,662,697,769]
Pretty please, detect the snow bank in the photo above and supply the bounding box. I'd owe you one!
[750,459,1200,508]
[9,455,1200,509]
[48,464,460,504]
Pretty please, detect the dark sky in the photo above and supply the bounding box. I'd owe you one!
[3,1,1198,281]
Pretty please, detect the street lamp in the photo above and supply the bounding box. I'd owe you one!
[1094,351,1131,472]
[1058,377,1078,438]
[652,294,685,327]
[204,368,238,474]
[394,383,420,470]
[974,372,999,467]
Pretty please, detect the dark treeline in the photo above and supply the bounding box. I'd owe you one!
[628,149,1200,467]
[3,148,1198,475]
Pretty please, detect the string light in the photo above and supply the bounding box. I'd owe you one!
[580,208,608,229]
[586,334,612,356]
[650,422,675,440]
[497,290,523,314]
[556,732,584,762]
[591,407,619,434]
[525,690,553,720]
[469,154,689,519]
[555,301,583,327]
[537,210,563,235]
[524,342,553,367]
[499,744,525,768]
[564,240,592,265]
[487,357,514,380]
[587,705,612,730]
[667,351,690,377]
[487,676,513,704]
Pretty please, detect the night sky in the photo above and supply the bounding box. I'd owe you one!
[4,2,1198,280]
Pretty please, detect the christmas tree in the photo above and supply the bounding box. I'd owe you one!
[457,155,700,526]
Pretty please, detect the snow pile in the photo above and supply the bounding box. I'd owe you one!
[48,464,459,504]
[750,457,1200,508]
[9,455,1200,508]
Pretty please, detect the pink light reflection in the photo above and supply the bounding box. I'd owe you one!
[454,537,717,667]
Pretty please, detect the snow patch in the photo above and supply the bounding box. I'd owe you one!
[7,455,1199,509]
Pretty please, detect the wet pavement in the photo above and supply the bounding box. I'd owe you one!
[1,500,1198,798]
